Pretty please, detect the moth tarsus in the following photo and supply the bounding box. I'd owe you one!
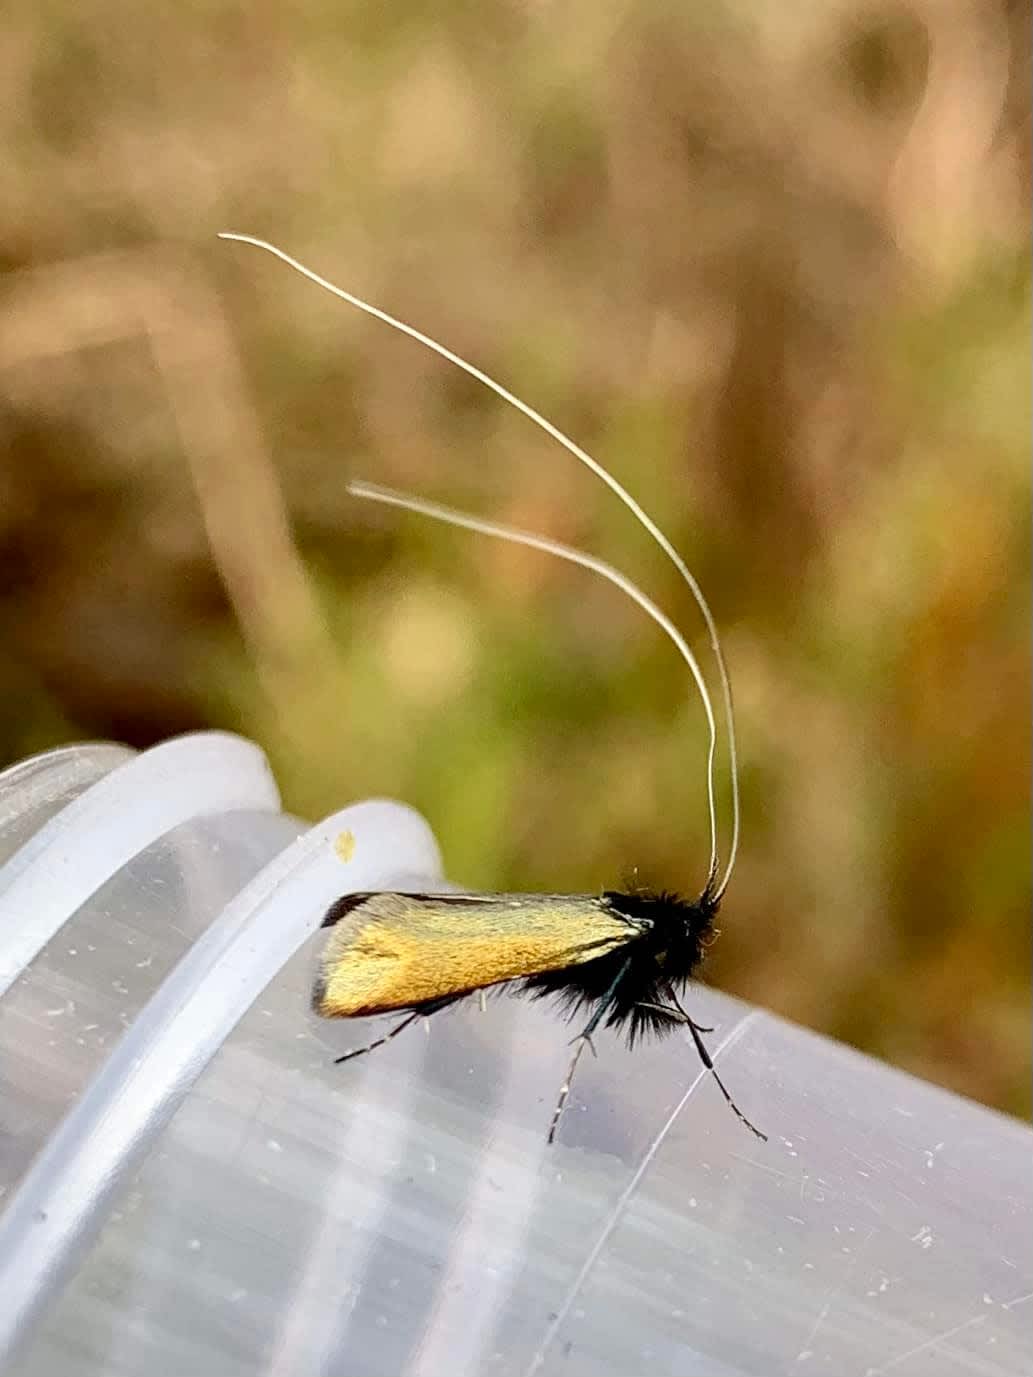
[332,1010,423,1065]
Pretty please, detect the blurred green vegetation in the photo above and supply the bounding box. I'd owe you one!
[1,0,1029,1115]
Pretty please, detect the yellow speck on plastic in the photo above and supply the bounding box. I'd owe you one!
[334,830,356,863]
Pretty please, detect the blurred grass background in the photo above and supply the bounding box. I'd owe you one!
[0,0,1028,1116]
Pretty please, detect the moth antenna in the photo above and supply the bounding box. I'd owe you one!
[349,480,717,863]
[219,232,740,895]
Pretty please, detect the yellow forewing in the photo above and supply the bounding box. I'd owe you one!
[313,893,638,1017]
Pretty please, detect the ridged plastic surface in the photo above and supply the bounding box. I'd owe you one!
[0,736,1029,1377]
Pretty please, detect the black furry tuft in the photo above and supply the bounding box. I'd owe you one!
[521,885,719,1045]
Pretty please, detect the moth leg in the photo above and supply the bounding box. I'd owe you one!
[547,959,631,1145]
[667,987,712,1033]
[637,996,767,1142]
[333,995,459,1065]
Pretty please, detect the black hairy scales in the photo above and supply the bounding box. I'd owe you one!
[521,888,717,1045]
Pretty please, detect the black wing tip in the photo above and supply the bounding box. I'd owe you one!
[310,971,328,1013]
[321,890,497,929]
[321,893,373,928]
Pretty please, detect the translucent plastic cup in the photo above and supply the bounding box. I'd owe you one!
[0,736,1029,1376]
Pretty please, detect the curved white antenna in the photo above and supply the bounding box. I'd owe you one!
[349,479,718,874]
[219,232,740,896]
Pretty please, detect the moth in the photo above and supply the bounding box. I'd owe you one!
[222,233,765,1145]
